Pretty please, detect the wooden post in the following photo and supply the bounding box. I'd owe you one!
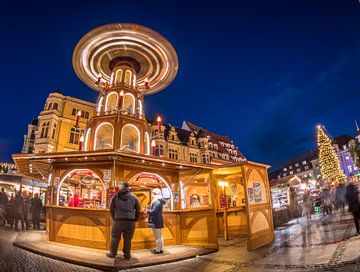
[224,208,228,241]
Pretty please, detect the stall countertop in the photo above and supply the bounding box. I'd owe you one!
[46,205,109,212]
[216,207,246,213]
[46,205,214,213]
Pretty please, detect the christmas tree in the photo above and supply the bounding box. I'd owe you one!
[317,125,345,183]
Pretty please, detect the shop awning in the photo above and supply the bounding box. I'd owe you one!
[0,174,48,188]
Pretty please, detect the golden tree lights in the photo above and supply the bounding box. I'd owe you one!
[317,125,345,183]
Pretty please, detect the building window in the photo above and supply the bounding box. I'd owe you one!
[296,168,301,173]
[69,127,83,145]
[289,171,294,175]
[72,108,77,115]
[343,144,347,150]
[202,154,209,164]
[283,168,287,171]
[47,103,53,110]
[304,166,309,170]
[289,165,292,170]
[120,124,140,152]
[51,123,56,139]
[348,165,352,172]
[40,122,50,138]
[190,153,198,163]
[169,148,178,160]
[302,161,307,165]
[345,155,349,160]
[155,145,164,156]
[309,172,313,177]
[123,93,135,114]
[295,163,299,167]
[124,70,132,85]
[53,103,58,110]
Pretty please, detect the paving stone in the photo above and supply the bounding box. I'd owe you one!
[1,211,360,272]
[0,227,99,272]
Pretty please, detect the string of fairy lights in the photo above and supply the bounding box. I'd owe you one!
[317,125,345,183]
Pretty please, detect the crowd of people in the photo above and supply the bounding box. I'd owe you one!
[301,179,360,235]
[0,188,43,231]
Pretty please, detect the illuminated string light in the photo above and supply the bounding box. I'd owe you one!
[317,125,345,183]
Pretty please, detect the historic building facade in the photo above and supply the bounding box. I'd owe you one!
[22,91,96,154]
[22,118,38,154]
[25,90,245,166]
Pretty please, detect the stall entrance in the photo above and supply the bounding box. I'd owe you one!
[57,169,106,209]
[127,172,173,211]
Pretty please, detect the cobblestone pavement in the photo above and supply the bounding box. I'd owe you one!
[1,212,360,272]
[0,227,100,272]
[126,212,360,272]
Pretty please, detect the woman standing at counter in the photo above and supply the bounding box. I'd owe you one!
[148,189,166,254]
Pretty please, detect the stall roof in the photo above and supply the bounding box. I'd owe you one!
[13,151,269,181]
[13,150,216,181]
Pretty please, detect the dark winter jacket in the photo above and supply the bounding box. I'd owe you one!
[31,197,42,214]
[148,198,166,229]
[0,192,8,206]
[110,188,140,221]
[336,184,346,202]
[345,183,360,213]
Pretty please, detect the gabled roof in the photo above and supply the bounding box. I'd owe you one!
[182,120,246,160]
[183,121,234,144]
[333,135,353,147]
[163,124,192,144]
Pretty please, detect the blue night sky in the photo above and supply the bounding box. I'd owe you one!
[1,0,360,171]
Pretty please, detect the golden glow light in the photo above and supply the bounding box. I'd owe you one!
[218,181,229,187]
[317,125,345,183]
[151,139,156,147]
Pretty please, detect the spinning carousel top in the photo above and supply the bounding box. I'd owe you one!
[72,23,179,95]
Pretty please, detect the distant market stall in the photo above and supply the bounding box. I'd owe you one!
[0,173,48,201]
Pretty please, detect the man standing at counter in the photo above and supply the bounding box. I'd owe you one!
[107,182,140,260]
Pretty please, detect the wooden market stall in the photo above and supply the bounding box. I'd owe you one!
[13,151,274,251]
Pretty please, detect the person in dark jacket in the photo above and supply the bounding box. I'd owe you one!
[6,193,15,228]
[336,183,347,214]
[31,193,42,230]
[345,182,360,235]
[0,188,8,225]
[148,188,166,254]
[107,183,140,259]
[21,192,31,230]
[14,192,23,231]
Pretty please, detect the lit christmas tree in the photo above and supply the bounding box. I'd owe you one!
[317,125,345,183]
